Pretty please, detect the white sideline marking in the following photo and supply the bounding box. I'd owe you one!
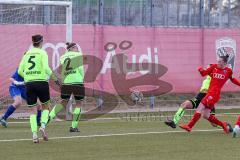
[0,129,222,142]
[7,112,240,123]
[8,122,29,124]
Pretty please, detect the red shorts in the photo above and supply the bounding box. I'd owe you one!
[201,93,220,109]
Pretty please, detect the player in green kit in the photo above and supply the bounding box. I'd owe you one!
[48,42,84,132]
[18,35,56,143]
[165,75,216,128]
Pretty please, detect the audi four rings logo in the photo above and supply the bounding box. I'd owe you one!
[213,73,225,79]
[29,42,82,70]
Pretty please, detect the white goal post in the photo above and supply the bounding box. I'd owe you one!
[0,0,73,120]
[0,0,72,42]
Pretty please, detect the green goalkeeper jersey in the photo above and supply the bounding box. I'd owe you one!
[60,51,84,84]
[18,47,52,83]
[199,75,211,93]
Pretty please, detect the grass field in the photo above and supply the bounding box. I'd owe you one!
[0,114,240,160]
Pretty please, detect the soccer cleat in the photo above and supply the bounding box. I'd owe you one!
[39,127,48,141]
[164,120,176,129]
[227,123,233,133]
[232,125,240,138]
[233,131,237,138]
[32,134,39,143]
[222,122,230,134]
[69,127,80,132]
[179,124,192,132]
[0,118,7,128]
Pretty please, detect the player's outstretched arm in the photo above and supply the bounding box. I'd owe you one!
[230,77,240,86]
[9,78,25,86]
[228,69,240,86]
[198,64,216,77]
[42,51,58,82]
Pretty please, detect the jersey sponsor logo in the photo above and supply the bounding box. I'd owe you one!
[216,37,237,71]
[25,71,41,75]
[101,42,159,74]
[213,73,225,79]
[64,70,76,76]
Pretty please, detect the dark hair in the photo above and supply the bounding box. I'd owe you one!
[66,42,76,51]
[32,34,43,47]
[220,54,229,63]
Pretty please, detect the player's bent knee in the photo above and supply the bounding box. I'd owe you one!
[13,100,22,108]
[202,109,211,119]
[61,100,68,107]
[41,103,50,110]
[196,104,204,113]
[182,101,191,109]
[29,107,38,114]
[36,105,42,110]
[202,113,209,119]
[13,96,23,108]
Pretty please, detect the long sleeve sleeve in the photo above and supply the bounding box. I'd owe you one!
[42,52,52,76]
[229,69,240,86]
[230,77,240,86]
[198,64,216,77]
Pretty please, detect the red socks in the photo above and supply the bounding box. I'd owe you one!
[188,112,201,128]
[235,116,240,126]
[207,115,223,127]
[187,112,225,129]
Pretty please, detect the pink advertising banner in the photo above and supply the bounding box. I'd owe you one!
[0,24,240,96]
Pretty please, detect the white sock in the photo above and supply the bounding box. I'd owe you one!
[33,132,38,138]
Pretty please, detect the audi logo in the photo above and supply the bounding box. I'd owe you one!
[213,73,225,79]
[29,42,82,70]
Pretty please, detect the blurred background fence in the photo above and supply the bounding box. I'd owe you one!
[0,0,239,28]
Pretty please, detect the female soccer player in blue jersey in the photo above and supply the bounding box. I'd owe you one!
[0,68,42,127]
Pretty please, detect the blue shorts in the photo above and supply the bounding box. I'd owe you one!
[9,85,27,100]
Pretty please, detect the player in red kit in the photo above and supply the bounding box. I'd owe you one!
[179,55,240,133]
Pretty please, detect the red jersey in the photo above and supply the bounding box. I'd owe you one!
[198,64,240,96]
